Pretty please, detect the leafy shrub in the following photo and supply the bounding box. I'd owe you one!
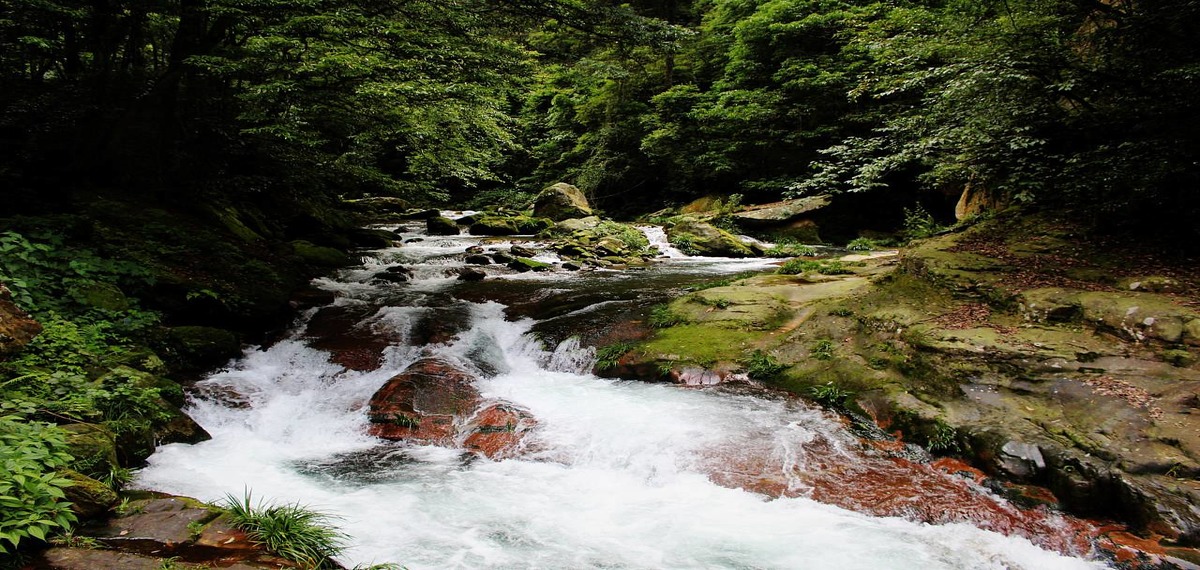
[0,231,155,320]
[763,242,817,258]
[744,350,787,380]
[224,492,347,569]
[923,421,960,453]
[0,414,78,554]
[714,193,744,215]
[670,235,701,256]
[778,259,852,276]
[902,205,946,240]
[845,237,878,251]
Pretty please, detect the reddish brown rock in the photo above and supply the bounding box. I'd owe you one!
[462,403,538,459]
[304,305,393,371]
[0,284,41,355]
[367,358,482,442]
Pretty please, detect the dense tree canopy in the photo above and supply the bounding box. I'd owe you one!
[2,0,1197,230]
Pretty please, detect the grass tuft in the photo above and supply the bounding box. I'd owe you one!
[223,491,347,569]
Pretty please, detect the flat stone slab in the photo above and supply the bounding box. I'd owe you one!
[94,497,215,547]
[37,547,264,570]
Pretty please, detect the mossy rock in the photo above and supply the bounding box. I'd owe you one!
[666,218,755,257]
[210,206,266,243]
[69,282,130,312]
[673,289,791,331]
[427,216,461,236]
[60,469,118,520]
[101,347,169,375]
[680,196,722,214]
[347,227,398,248]
[167,326,241,371]
[469,215,552,236]
[640,325,761,367]
[98,365,186,407]
[1074,291,1195,343]
[289,239,352,267]
[63,424,119,478]
[508,257,552,272]
[548,216,602,233]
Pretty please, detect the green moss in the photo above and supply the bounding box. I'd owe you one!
[168,326,241,370]
[469,215,552,236]
[62,424,119,479]
[211,206,266,243]
[60,468,118,519]
[290,240,351,267]
[640,325,760,366]
[508,257,551,272]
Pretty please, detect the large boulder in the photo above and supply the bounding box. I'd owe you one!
[367,358,483,442]
[532,183,593,221]
[666,218,755,257]
[426,216,460,236]
[366,359,540,457]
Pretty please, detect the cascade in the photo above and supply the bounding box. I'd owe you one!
[136,221,1109,569]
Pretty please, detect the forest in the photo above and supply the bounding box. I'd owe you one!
[3,0,1200,566]
[4,0,1199,225]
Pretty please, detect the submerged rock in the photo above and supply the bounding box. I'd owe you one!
[462,403,538,459]
[373,265,415,283]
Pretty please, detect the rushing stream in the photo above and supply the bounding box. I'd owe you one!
[135,218,1109,569]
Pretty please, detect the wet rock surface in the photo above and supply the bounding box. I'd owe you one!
[366,358,538,458]
[30,495,296,569]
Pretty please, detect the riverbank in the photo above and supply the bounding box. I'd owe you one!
[609,209,1200,566]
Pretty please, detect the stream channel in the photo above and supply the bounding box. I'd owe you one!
[135,217,1111,569]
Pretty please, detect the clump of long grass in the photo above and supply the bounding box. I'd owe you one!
[223,491,347,569]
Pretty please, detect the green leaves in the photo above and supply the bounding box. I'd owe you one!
[0,415,78,554]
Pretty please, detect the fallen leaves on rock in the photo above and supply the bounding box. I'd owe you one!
[935,303,992,329]
[1081,375,1164,419]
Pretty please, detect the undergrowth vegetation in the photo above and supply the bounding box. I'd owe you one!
[0,413,77,556]
[0,230,173,554]
[778,259,853,276]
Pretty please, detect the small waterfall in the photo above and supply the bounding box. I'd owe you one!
[637,225,689,258]
[134,221,1111,570]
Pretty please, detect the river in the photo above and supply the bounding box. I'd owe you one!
[134,218,1109,569]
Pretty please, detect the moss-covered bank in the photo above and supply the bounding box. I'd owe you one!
[603,211,1200,552]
